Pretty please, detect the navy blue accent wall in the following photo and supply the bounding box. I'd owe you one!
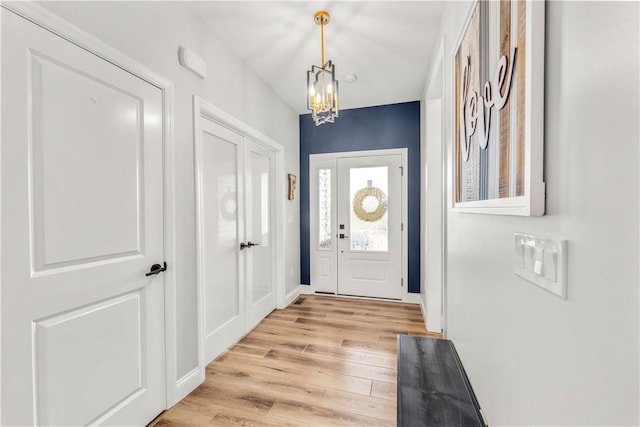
[300,101,421,293]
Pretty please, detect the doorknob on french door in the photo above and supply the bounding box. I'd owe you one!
[338,233,349,239]
[240,241,260,250]
[146,262,167,276]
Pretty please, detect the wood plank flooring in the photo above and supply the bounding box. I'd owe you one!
[150,295,442,426]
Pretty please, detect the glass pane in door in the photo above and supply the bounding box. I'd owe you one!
[250,151,272,303]
[349,166,389,251]
[318,168,332,249]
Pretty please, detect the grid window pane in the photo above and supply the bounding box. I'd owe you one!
[318,169,331,249]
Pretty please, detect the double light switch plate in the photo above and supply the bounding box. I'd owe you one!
[514,233,567,298]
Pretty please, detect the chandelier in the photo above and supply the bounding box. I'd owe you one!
[307,11,339,126]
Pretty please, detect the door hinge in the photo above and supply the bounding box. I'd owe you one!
[401,223,404,231]
[399,166,404,176]
[401,278,404,288]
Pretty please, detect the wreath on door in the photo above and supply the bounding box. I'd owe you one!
[352,183,387,222]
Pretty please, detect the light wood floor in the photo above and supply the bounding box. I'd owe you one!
[150,295,442,426]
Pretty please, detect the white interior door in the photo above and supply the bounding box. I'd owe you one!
[197,118,246,365]
[196,119,277,364]
[2,10,166,426]
[244,140,276,329]
[337,155,403,299]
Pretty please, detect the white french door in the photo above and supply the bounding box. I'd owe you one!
[196,118,276,366]
[2,9,166,426]
[310,151,405,300]
[198,119,246,364]
[244,140,276,330]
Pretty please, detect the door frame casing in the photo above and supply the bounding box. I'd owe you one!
[193,95,287,380]
[0,1,181,410]
[422,36,447,335]
[309,148,412,302]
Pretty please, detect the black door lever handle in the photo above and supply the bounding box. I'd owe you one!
[146,262,167,276]
[240,241,260,250]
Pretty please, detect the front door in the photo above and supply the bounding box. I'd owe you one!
[2,10,166,426]
[337,155,403,299]
[310,152,404,300]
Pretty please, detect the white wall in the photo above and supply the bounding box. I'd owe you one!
[36,0,300,393]
[425,1,639,425]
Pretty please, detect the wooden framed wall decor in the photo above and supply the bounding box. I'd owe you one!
[453,0,545,215]
[288,173,297,200]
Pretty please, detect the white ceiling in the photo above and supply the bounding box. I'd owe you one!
[185,1,445,114]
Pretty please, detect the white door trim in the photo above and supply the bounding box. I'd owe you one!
[309,148,411,302]
[0,1,182,408]
[193,95,287,378]
[438,37,448,338]
[423,36,447,335]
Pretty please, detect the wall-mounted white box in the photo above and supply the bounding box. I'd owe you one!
[178,46,207,79]
[514,233,567,298]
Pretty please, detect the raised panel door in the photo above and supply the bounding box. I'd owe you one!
[2,10,165,426]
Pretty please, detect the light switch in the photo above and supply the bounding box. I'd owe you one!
[533,260,543,275]
[524,243,534,271]
[534,247,544,275]
[514,233,567,299]
[514,238,525,268]
[544,249,557,282]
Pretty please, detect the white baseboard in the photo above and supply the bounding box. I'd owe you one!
[299,284,315,295]
[403,292,422,305]
[171,367,204,408]
[282,286,301,308]
[419,294,429,332]
[419,293,444,334]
